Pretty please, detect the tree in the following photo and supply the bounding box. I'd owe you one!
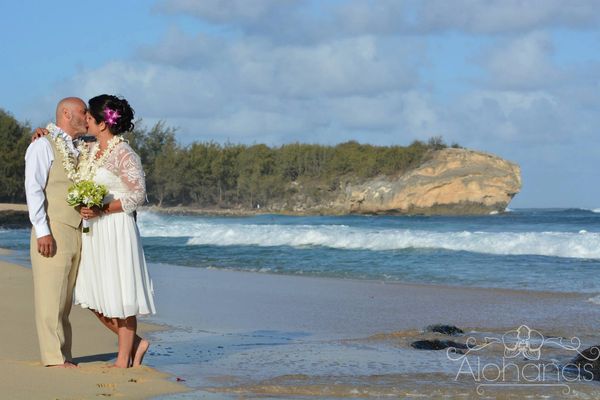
[151,141,185,206]
[0,109,31,202]
[427,136,447,150]
[210,143,242,206]
[236,144,279,208]
[128,121,181,205]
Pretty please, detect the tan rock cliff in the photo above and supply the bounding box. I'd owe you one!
[338,148,521,215]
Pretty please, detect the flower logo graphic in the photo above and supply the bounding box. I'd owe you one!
[502,325,544,360]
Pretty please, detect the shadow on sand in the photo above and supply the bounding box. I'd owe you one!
[73,352,117,364]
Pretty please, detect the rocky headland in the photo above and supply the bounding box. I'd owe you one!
[338,148,521,215]
[280,148,521,215]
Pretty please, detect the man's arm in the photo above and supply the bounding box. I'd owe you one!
[24,138,55,257]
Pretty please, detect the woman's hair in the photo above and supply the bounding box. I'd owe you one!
[88,94,135,135]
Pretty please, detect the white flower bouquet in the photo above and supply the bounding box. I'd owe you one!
[67,180,108,233]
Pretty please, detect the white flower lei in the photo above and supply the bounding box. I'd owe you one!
[46,123,86,182]
[46,123,125,182]
[77,135,125,181]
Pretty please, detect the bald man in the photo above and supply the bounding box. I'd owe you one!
[25,97,88,367]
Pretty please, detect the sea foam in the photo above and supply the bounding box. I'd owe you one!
[587,295,600,305]
[137,213,600,259]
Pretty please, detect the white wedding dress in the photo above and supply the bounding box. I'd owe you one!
[73,142,155,318]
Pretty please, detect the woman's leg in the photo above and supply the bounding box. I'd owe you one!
[91,310,149,367]
[114,316,136,368]
[132,335,150,367]
[92,310,118,333]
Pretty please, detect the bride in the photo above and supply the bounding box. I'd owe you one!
[76,94,155,368]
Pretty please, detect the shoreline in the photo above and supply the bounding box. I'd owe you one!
[146,262,600,398]
[149,262,600,337]
[0,255,188,399]
[142,204,512,217]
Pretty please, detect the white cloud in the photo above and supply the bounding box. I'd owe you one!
[233,36,421,97]
[479,32,562,90]
[155,0,600,39]
[137,29,221,69]
[412,0,600,34]
[156,0,301,23]
[29,25,599,151]
[445,90,561,143]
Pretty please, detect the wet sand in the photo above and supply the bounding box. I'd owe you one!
[149,263,600,337]
[0,257,188,399]
[146,263,600,399]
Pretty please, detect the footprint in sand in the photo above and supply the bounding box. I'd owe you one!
[96,383,116,389]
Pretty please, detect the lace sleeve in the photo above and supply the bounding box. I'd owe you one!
[113,143,147,213]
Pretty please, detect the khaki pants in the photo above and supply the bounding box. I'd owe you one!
[30,221,81,366]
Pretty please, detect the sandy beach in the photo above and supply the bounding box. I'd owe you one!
[0,257,187,400]
[0,204,27,212]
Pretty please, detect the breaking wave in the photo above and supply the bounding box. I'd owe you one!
[138,213,600,259]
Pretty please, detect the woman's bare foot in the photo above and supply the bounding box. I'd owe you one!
[113,360,129,368]
[132,339,149,367]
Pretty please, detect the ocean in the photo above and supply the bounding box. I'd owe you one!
[3,208,600,398]
[143,208,600,294]
[3,208,600,294]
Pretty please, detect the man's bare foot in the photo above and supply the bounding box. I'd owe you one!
[132,339,149,367]
[47,361,77,368]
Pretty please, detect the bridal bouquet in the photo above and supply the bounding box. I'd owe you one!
[67,180,108,233]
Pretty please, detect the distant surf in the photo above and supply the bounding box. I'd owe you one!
[137,213,600,260]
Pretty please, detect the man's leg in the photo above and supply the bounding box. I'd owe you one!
[60,226,81,362]
[31,227,73,366]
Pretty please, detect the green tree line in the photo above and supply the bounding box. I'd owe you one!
[0,108,456,208]
[0,109,31,203]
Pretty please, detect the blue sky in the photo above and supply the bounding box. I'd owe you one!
[2,0,600,208]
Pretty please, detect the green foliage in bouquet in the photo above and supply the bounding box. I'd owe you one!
[67,180,108,207]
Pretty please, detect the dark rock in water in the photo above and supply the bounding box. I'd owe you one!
[571,345,600,381]
[411,339,468,352]
[424,324,464,336]
[0,210,29,229]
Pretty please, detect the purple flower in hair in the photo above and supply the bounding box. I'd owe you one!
[103,107,121,126]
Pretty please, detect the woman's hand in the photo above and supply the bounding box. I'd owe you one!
[31,128,49,142]
[80,206,102,220]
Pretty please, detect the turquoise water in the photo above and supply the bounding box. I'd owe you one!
[2,208,600,293]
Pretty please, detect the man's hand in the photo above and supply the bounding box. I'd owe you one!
[37,234,56,258]
[31,128,49,142]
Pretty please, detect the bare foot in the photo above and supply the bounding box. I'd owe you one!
[132,339,149,367]
[113,361,129,368]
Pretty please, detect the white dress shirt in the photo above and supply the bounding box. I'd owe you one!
[24,128,79,238]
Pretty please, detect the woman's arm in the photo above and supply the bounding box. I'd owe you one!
[82,144,147,218]
[115,144,147,213]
